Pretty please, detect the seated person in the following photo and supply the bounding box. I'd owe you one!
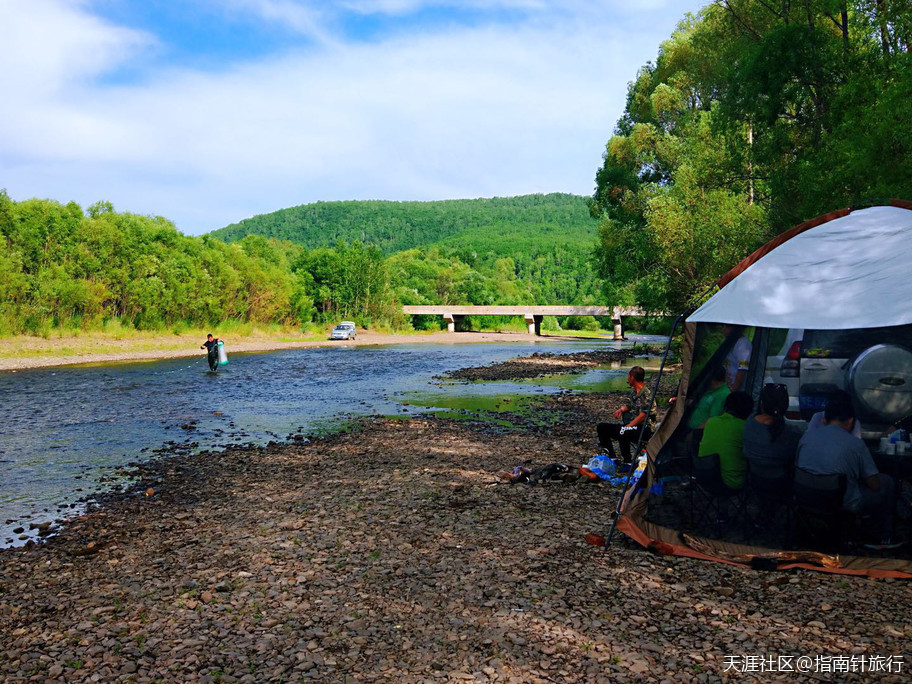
[597,366,656,468]
[806,390,862,439]
[687,366,730,431]
[697,391,753,490]
[722,324,751,391]
[743,383,802,470]
[796,392,899,549]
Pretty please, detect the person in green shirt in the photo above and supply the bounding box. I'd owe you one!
[687,366,731,430]
[697,391,753,490]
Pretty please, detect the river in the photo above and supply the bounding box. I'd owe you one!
[1,336,663,547]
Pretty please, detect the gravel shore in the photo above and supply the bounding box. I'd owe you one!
[2,352,910,683]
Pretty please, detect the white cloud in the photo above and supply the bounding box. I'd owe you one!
[0,0,705,234]
[219,0,337,44]
[0,0,153,95]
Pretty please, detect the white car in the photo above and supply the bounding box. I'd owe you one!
[330,321,357,340]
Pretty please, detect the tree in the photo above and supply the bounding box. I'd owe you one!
[591,0,912,312]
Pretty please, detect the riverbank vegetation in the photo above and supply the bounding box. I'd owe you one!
[591,1,912,312]
[0,321,330,363]
[0,191,603,337]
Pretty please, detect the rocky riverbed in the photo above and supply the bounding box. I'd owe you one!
[441,349,647,381]
[1,354,910,683]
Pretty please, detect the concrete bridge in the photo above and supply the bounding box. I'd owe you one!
[402,305,647,339]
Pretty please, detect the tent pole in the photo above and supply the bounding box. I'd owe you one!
[605,308,690,547]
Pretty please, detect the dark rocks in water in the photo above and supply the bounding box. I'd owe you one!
[441,349,648,382]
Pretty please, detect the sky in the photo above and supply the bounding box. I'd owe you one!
[1,0,707,236]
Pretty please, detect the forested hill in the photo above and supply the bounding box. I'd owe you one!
[0,190,604,337]
[209,193,594,255]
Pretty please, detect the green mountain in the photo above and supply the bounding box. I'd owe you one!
[212,193,600,304]
[209,193,595,256]
[209,193,603,311]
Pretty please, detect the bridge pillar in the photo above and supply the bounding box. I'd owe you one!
[444,314,466,332]
[612,316,625,340]
[523,314,544,335]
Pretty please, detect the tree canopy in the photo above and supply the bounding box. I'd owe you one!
[591,0,912,313]
[212,193,603,313]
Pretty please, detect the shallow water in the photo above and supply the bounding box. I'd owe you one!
[0,335,667,546]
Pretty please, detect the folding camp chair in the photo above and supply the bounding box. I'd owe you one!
[745,460,794,547]
[792,468,850,552]
[691,452,747,538]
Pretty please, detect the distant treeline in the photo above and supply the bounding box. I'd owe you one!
[0,194,312,335]
[0,192,601,335]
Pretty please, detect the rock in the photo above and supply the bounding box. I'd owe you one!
[1,368,906,683]
[69,544,100,557]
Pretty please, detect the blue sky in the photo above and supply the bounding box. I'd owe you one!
[1,0,706,235]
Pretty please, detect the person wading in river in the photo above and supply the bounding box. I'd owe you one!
[201,334,220,372]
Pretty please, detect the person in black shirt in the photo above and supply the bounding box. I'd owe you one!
[201,333,220,371]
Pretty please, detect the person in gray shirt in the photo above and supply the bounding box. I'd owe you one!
[796,393,899,549]
[743,383,801,470]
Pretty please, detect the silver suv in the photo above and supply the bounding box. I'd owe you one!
[330,322,357,340]
[798,326,912,438]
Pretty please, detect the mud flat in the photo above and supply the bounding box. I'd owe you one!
[442,349,643,381]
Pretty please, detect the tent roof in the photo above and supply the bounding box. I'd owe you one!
[688,204,912,329]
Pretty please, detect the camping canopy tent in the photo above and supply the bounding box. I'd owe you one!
[688,204,912,329]
[615,202,912,578]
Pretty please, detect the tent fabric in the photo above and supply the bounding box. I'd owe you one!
[615,204,912,578]
[617,322,912,579]
[687,205,912,329]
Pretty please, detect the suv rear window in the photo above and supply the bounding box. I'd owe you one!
[802,325,912,358]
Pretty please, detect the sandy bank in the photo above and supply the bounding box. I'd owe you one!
[0,330,581,372]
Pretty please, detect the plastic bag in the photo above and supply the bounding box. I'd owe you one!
[585,455,617,480]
